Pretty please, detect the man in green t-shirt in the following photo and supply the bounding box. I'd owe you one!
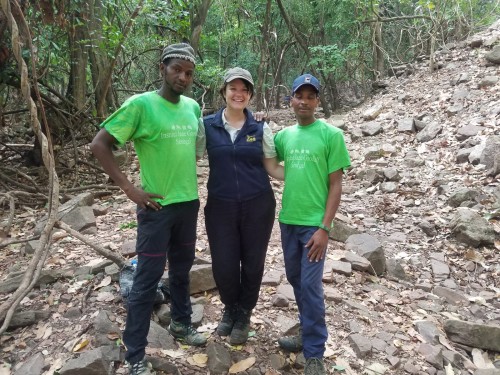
[90,43,206,375]
[274,74,351,375]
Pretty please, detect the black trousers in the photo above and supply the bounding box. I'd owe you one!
[124,199,199,363]
[204,190,276,310]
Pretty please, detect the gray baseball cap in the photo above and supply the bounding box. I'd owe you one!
[223,67,254,86]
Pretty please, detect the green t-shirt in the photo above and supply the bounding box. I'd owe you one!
[274,119,351,226]
[101,91,201,206]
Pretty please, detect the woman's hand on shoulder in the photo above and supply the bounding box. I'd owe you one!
[254,111,267,122]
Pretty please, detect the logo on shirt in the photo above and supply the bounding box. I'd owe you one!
[287,148,319,169]
[159,124,197,145]
[246,135,256,142]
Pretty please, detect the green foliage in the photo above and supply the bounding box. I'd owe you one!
[119,221,138,230]
[310,43,359,79]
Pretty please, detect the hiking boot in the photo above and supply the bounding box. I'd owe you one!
[216,304,238,336]
[229,308,251,345]
[168,320,207,346]
[278,329,303,352]
[304,357,325,375]
[127,359,155,375]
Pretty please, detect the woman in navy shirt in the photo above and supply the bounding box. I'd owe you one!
[199,67,282,345]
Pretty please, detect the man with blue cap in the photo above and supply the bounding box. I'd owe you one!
[274,74,351,375]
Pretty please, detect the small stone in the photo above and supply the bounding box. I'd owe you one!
[381,182,398,193]
[397,118,415,133]
[363,104,383,120]
[271,294,289,307]
[479,76,499,88]
[324,287,343,303]
[431,260,450,280]
[269,353,287,371]
[191,304,204,326]
[415,320,441,345]
[331,260,352,276]
[383,167,401,181]
[469,39,483,48]
[362,122,383,136]
[64,307,82,320]
[121,239,137,257]
[433,286,469,305]
[348,333,372,358]
[262,270,283,286]
[349,320,363,333]
[387,356,401,368]
[276,284,295,301]
[156,304,171,326]
[418,221,437,237]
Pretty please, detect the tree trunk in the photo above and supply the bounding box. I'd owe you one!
[272,41,294,109]
[372,20,384,79]
[95,0,144,118]
[66,5,89,110]
[274,0,330,117]
[190,0,213,53]
[87,0,114,119]
[255,0,271,111]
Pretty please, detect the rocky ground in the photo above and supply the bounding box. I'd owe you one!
[1,21,500,375]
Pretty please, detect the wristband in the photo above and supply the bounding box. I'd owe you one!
[318,223,331,233]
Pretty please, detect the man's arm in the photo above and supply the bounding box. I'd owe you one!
[305,169,343,262]
[90,128,163,210]
[263,157,284,180]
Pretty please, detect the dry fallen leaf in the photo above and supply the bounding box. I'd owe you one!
[36,323,49,340]
[94,276,112,290]
[472,348,495,369]
[161,349,185,358]
[107,333,121,340]
[444,363,455,375]
[192,353,208,365]
[464,249,485,263]
[96,291,115,302]
[229,357,256,373]
[73,338,90,352]
[187,355,207,368]
[364,363,387,374]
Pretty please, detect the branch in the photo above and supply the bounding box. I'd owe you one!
[0,192,15,234]
[55,221,126,269]
[361,15,431,23]
[96,0,145,117]
[0,0,60,334]
[60,184,120,193]
[0,235,40,249]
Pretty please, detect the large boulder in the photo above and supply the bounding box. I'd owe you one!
[345,234,385,275]
[444,320,500,352]
[449,208,495,247]
[34,192,96,235]
[416,122,442,143]
[58,348,112,375]
[480,135,500,170]
[188,264,217,294]
[485,45,500,64]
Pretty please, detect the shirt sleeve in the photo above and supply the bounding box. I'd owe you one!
[101,97,141,146]
[262,122,277,158]
[196,118,206,158]
[327,130,351,173]
[274,130,284,162]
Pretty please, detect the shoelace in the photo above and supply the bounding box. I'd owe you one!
[131,361,146,374]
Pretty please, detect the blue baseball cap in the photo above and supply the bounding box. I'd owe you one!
[292,74,320,94]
